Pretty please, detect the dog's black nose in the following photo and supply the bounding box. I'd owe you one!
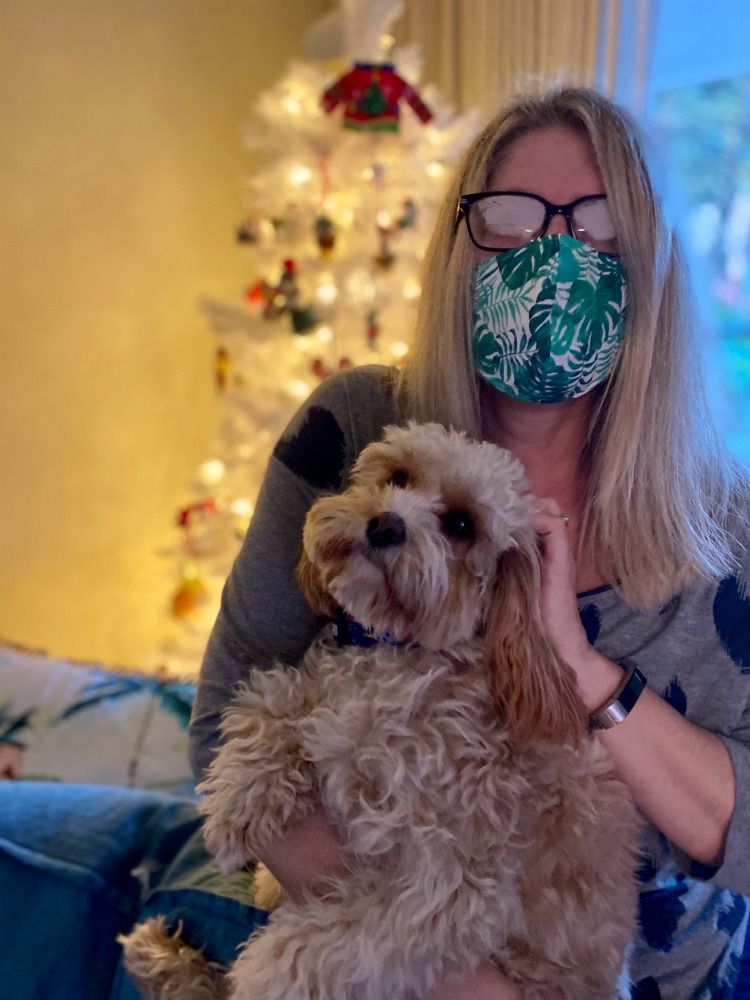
[366,512,406,549]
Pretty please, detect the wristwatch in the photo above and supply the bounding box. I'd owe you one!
[589,662,647,731]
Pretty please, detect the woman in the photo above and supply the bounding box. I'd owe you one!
[190,87,750,998]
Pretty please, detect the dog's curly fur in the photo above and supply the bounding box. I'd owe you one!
[123,423,639,1000]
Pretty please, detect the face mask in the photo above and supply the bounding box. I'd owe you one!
[471,233,628,403]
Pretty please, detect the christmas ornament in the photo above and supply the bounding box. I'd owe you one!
[398,198,418,229]
[278,259,319,333]
[375,224,396,270]
[278,259,299,300]
[321,62,433,133]
[366,308,380,349]
[171,569,209,619]
[245,278,283,319]
[215,346,231,392]
[314,215,336,256]
[312,356,355,381]
[290,304,318,334]
[312,357,333,380]
[236,217,259,243]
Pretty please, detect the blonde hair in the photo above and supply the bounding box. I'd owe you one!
[400,86,747,607]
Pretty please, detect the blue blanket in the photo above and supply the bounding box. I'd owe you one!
[0,782,268,1000]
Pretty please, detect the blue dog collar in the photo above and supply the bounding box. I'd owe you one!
[332,612,410,649]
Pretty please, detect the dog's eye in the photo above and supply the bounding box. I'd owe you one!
[440,510,475,540]
[389,469,409,488]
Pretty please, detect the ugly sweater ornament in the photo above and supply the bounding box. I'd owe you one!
[321,62,432,132]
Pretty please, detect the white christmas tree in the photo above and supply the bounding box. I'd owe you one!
[157,0,481,675]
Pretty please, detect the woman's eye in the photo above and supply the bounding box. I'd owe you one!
[441,511,475,540]
[389,470,409,488]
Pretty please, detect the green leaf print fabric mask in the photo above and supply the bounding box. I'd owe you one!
[471,233,628,403]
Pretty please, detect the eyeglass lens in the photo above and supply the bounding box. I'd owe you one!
[469,194,618,254]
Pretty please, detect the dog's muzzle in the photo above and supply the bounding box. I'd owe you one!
[366,512,406,549]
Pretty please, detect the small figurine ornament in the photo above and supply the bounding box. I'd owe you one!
[278,259,298,300]
[215,347,231,392]
[321,62,432,133]
[171,570,209,620]
[314,215,336,256]
[313,356,355,381]
[398,198,418,229]
[366,308,380,349]
[375,224,396,270]
[236,217,259,243]
[290,303,318,334]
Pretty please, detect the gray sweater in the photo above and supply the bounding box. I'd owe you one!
[190,364,750,999]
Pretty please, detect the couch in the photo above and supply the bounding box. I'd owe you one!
[0,641,267,1000]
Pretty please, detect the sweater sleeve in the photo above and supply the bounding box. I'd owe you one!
[189,365,398,780]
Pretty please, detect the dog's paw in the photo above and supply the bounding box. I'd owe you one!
[252,862,285,910]
[118,917,229,1000]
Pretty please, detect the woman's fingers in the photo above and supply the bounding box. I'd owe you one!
[0,743,22,780]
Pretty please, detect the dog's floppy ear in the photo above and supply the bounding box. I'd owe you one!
[296,544,338,617]
[482,538,587,747]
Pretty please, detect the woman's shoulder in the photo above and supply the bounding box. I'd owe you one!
[271,365,401,492]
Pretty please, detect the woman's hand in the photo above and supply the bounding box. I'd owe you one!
[419,963,521,999]
[533,498,622,712]
[256,803,349,904]
[420,964,563,999]
[533,499,594,671]
[0,742,23,779]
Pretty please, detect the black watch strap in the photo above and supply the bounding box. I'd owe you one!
[589,663,647,731]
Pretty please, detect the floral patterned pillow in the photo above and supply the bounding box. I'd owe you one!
[0,642,196,793]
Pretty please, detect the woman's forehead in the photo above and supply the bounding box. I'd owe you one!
[487,126,605,202]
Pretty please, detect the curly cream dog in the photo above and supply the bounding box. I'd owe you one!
[123,422,638,1000]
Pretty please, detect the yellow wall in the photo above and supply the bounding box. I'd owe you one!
[0,0,327,668]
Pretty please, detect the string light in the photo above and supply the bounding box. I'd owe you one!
[284,379,312,400]
[316,280,338,304]
[315,325,334,344]
[289,165,312,186]
[199,459,225,486]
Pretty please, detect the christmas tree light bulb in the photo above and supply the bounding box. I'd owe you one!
[283,97,302,115]
[391,341,410,358]
[316,281,338,304]
[292,335,314,352]
[199,459,226,486]
[230,498,253,518]
[362,167,375,181]
[285,379,312,400]
[315,325,334,344]
[426,161,445,178]
[289,165,313,186]
[380,33,395,53]
[376,210,392,229]
[403,279,421,299]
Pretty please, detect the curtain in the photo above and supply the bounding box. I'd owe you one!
[394,0,655,117]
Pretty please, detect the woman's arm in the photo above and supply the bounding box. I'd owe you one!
[189,366,398,781]
[534,506,735,868]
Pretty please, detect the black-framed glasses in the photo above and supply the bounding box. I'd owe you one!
[457,191,619,256]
